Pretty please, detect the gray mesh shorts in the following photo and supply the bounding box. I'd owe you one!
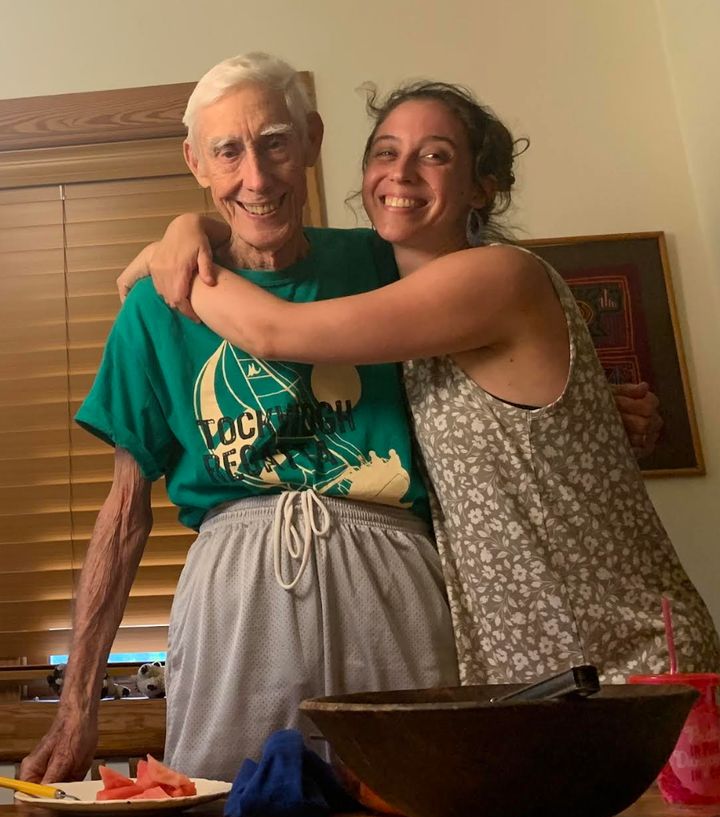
[164,492,458,780]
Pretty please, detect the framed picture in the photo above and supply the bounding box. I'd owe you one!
[523,232,704,477]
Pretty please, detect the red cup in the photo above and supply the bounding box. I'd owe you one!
[629,673,720,805]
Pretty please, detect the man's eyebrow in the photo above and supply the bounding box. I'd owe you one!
[259,123,295,137]
[207,124,295,154]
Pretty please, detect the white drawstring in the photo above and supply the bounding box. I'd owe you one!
[272,489,330,590]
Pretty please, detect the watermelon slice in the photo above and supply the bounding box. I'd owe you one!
[96,785,144,801]
[133,761,157,791]
[170,783,197,797]
[145,754,193,789]
[96,757,196,802]
[129,786,173,800]
[98,766,134,790]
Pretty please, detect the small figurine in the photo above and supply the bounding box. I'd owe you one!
[46,664,66,696]
[47,664,130,699]
[135,661,166,698]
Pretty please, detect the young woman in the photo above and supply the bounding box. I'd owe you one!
[120,82,719,684]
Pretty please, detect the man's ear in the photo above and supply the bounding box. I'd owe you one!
[304,111,324,166]
[184,139,210,188]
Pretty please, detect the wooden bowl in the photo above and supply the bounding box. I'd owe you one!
[300,683,697,817]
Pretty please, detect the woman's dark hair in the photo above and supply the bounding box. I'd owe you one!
[360,81,528,243]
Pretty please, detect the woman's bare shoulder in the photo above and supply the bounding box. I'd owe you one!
[432,244,548,296]
[465,243,545,270]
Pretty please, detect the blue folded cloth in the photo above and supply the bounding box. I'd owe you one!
[224,729,362,817]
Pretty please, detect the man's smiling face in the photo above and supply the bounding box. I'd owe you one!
[184,82,321,269]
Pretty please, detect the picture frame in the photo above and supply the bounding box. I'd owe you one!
[523,232,704,477]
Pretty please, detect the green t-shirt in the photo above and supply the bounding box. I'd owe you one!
[76,227,429,529]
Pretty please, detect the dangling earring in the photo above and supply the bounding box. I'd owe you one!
[466,208,484,247]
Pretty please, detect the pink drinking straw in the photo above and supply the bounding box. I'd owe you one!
[662,595,678,674]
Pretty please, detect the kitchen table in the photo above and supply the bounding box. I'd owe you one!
[1,786,719,817]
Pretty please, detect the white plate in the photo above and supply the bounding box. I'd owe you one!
[14,778,231,813]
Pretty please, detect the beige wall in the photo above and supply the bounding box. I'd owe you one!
[1,0,717,628]
[657,0,720,287]
[650,0,720,628]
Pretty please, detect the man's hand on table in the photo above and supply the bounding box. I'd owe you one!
[20,705,98,783]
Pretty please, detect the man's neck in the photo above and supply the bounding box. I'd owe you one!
[218,230,310,271]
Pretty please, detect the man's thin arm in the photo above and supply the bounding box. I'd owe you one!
[64,446,154,705]
[21,447,153,783]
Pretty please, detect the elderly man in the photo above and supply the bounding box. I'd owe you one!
[21,52,460,785]
[23,51,660,785]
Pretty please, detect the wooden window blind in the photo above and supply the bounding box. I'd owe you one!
[0,77,325,666]
[0,170,208,663]
[0,184,72,662]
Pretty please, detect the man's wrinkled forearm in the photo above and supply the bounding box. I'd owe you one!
[58,452,152,712]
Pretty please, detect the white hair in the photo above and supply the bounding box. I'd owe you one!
[183,52,313,146]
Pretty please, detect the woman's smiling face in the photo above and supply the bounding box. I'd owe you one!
[362,98,487,255]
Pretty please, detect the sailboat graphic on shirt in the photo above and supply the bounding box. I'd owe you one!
[193,341,411,506]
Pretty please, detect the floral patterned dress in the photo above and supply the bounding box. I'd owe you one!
[404,255,720,684]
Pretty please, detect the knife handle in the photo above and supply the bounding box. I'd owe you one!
[0,775,61,799]
[491,664,601,703]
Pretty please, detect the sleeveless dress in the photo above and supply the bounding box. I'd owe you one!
[404,253,720,684]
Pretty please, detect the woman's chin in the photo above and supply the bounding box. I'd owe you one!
[374,223,422,246]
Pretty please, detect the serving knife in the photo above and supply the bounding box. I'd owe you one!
[490,664,601,703]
